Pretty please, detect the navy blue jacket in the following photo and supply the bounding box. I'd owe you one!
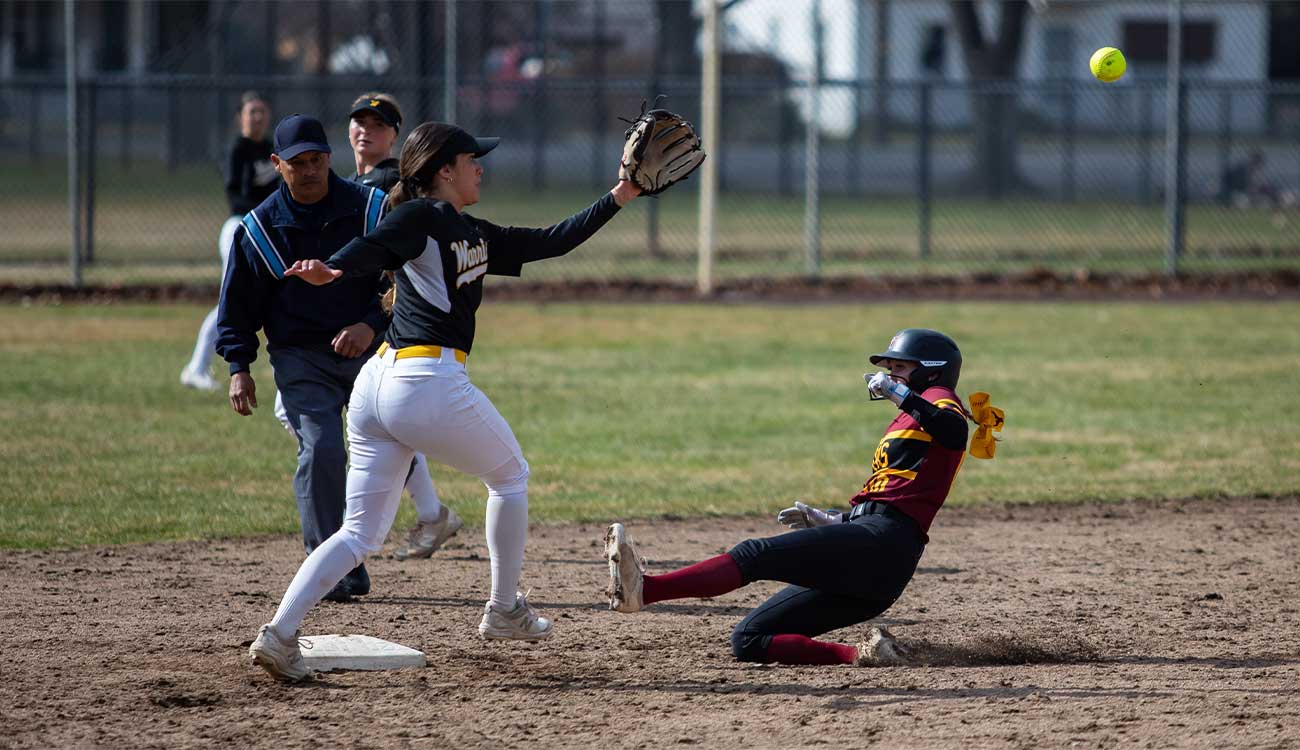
[216,172,390,375]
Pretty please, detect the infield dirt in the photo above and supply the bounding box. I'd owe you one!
[3,496,1298,749]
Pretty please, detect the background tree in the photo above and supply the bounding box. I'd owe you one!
[949,0,1034,199]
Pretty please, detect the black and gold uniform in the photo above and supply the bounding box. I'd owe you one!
[326,194,621,353]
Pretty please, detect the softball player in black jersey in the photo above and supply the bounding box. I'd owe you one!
[270,92,462,562]
[248,122,641,681]
[181,91,277,391]
[346,91,464,561]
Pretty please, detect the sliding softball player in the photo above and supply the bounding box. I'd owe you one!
[605,329,1001,666]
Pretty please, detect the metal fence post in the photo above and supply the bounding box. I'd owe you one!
[646,17,663,260]
[590,0,606,189]
[65,0,81,287]
[803,0,823,277]
[698,0,720,295]
[1165,0,1187,275]
[83,81,98,265]
[120,84,132,170]
[1138,85,1152,205]
[778,88,793,196]
[444,0,457,123]
[165,82,178,173]
[917,81,932,261]
[1216,87,1232,201]
[531,0,549,191]
[29,85,41,164]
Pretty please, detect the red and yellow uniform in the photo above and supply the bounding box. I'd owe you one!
[850,385,967,536]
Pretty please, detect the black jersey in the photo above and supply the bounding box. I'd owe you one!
[350,158,400,192]
[326,193,621,354]
[225,136,278,215]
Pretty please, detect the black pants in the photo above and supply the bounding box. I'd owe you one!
[726,503,925,662]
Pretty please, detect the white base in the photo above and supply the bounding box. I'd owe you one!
[297,634,426,673]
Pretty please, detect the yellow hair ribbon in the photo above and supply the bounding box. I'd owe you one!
[967,391,1004,459]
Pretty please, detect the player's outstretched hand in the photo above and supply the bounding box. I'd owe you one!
[284,259,342,286]
[866,371,911,406]
[777,501,843,530]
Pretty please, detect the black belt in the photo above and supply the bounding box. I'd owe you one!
[849,500,913,526]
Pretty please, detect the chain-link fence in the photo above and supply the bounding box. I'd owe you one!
[2,0,1298,287]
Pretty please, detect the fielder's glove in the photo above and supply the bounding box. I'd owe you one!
[866,371,911,406]
[777,501,843,530]
[618,103,707,195]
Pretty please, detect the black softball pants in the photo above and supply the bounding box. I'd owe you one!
[726,503,925,662]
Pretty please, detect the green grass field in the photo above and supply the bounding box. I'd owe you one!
[2,162,1297,286]
[1,300,1297,549]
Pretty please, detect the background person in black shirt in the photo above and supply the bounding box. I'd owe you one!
[347,92,403,192]
[181,91,277,391]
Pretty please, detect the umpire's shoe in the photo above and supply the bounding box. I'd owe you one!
[605,523,644,613]
[394,505,464,560]
[322,564,370,602]
[249,624,316,683]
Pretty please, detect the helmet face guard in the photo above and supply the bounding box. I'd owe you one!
[869,328,962,391]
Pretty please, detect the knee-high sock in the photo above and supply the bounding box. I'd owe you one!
[642,554,743,606]
[766,634,858,665]
[404,453,443,523]
[485,490,528,609]
[269,534,361,639]
[186,306,219,373]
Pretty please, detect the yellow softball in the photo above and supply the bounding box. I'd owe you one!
[1090,47,1126,83]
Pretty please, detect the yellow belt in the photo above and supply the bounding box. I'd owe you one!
[376,342,468,364]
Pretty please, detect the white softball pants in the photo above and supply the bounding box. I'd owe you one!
[273,390,445,523]
[269,346,530,637]
[186,215,240,375]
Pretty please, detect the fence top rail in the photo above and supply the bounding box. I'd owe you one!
[6,73,1300,96]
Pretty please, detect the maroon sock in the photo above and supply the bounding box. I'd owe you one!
[641,554,743,606]
[766,634,858,665]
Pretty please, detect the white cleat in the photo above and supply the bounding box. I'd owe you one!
[855,626,911,667]
[393,505,463,560]
[249,624,316,683]
[478,591,554,641]
[180,365,220,392]
[605,522,644,613]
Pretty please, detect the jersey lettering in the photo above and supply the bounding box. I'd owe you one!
[452,238,490,288]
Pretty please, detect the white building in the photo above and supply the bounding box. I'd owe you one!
[730,0,1276,134]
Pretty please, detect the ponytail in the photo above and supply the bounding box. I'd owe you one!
[380,122,458,314]
[381,271,397,314]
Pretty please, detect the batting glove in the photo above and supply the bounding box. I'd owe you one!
[777,501,843,530]
[866,371,911,406]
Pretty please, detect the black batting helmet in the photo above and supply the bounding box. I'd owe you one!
[869,328,962,391]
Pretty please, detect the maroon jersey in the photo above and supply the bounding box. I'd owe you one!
[849,386,967,536]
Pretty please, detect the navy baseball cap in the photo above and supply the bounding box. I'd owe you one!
[273,114,332,160]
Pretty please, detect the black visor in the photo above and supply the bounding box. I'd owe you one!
[446,128,499,159]
[349,97,402,131]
